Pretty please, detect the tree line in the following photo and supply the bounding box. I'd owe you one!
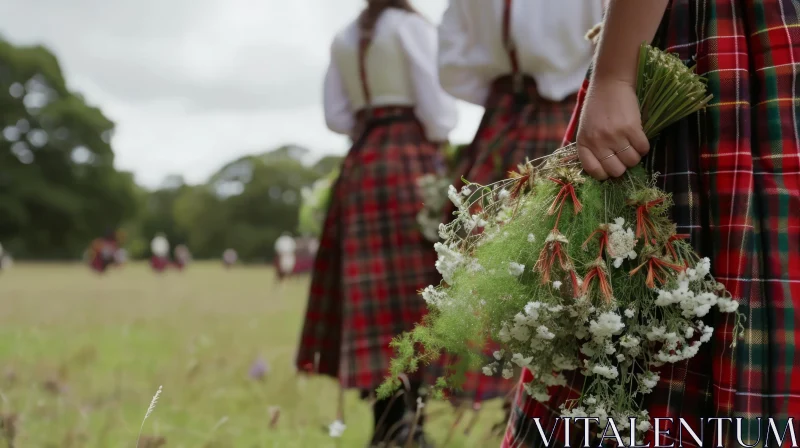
[0,38,342,262]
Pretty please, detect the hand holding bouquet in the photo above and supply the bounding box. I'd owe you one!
[380,44,744,441]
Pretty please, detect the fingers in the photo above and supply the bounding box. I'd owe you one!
[598,147,628,178]
[578,144,608,180]
[626,125,651,157]
[578,142,638,180]
[614,141,642,168]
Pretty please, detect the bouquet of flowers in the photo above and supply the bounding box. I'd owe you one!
[380,44,744,439]
[417,143,465,242]
[417,173,452,242]
[298,169,338,237]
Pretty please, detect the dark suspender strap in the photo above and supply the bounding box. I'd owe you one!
[502,0,524,94]
[358,30,373,117]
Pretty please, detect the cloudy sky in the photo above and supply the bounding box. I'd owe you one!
[0,0,484,188]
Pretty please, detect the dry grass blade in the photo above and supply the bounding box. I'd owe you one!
[136,385,162,448]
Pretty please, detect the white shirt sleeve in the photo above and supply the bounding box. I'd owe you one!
[322,43,356,137]
[437,0,489,106]
[397,14,458,143]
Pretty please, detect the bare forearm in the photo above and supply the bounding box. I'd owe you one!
[593,0,669,85]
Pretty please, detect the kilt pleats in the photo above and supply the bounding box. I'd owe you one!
[296,107,443,391]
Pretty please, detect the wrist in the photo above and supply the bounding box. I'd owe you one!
[591,71,637,89]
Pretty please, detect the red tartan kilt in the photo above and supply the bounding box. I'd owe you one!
[293,255,314,274]
[150,256,169,272]
[89,254,108,273]
[443,75,577,220]
[89,242,117,273]
[296,106,443,391]
[504,2,800,446]
[431,76,577,405]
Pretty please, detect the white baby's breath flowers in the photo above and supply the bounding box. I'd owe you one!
[510,322,531,342]
[699,323,714,342]
[552,280,562,290]
[552,354,579,371]
[421,285,451,308]
[638,372,660,393]
[619,335,640,348]
[548,304,564,313]
[328,420,346,438]
[717,296,739,312]
[589,312,625,340]
[464,214,488,232]
[536,325,556,340]
[447,185,462,208]
[511,353,533,367]
[607,218,638,267]
[498,323,511,343]
[561,405,588,419]
[528,233,536,243]
[508,262,525,277]
[434,242,464,284]
[524,301,542,319]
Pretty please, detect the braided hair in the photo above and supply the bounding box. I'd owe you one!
[358,0,418,39]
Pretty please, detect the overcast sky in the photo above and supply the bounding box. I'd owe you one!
[0,0,484,188]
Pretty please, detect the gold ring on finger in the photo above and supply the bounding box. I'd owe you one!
[598,144,632,162]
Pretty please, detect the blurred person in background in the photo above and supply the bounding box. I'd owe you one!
[88,228,121,274]
[149,234,170,273]
[0,243,9,273]
[114,248,128,267]
[173,244,192,271]
[430,0,604,424]
[274,232,297,281]
[222,248,238,269]
[289,236,318,275]
[295,0,457,445]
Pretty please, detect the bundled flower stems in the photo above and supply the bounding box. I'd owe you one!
[379,44,744,441]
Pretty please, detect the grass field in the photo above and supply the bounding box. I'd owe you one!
[0,262,504,447]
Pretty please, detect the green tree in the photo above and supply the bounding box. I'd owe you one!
[171,147,322,262]
[312,154,344,175]
[0,39,138,258]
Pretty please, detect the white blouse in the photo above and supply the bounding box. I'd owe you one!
[438,0,604,106]
[323,9,458,142]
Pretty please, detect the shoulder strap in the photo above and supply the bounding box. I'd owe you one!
[358,30,373,112]
[502,0,523,93]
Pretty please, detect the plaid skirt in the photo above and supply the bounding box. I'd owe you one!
[430,76,578,405]
[444,76,578,218]
[504,1,800,446]
[295,106,443,391]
